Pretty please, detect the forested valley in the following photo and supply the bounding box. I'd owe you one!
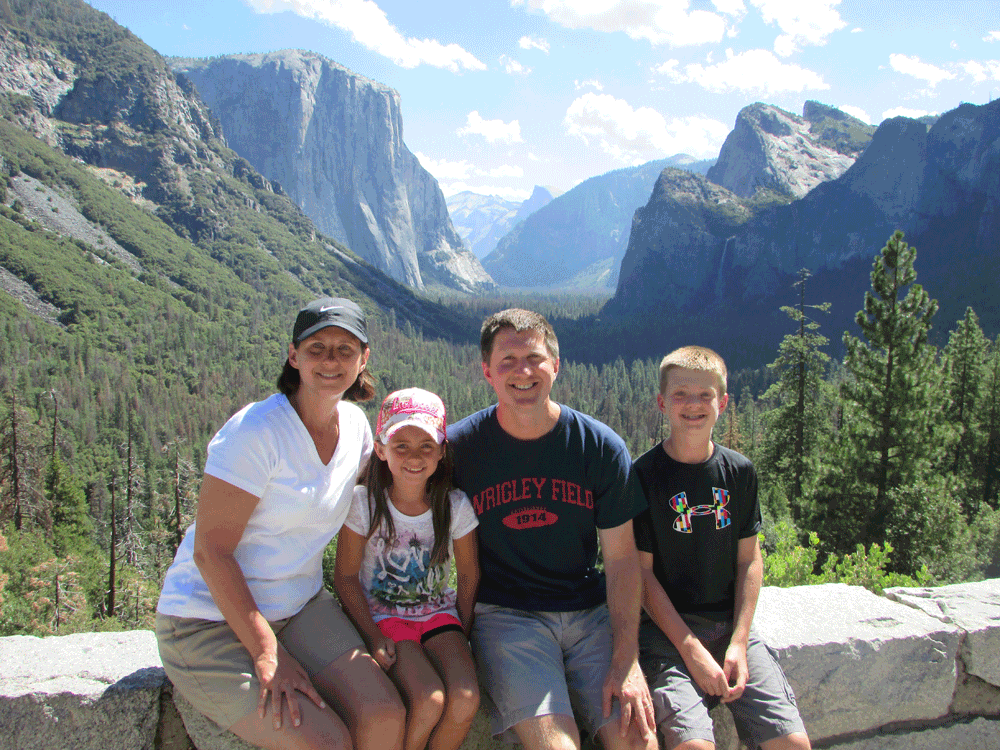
[3,226,999,637]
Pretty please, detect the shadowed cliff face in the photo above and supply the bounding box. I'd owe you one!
[605,100,1000,365]
[174,50,495,294]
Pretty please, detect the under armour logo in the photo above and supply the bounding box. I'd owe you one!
[669,488,731,533]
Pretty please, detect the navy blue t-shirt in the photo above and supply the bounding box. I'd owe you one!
[450,404,646,612]
[633,442,761,619]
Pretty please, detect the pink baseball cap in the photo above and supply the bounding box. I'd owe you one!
[375,388,447,444]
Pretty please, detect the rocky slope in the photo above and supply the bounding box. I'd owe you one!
[482,155,713,290]
[173,50,494,295]
[0,0,476,345]
[707,101,875,199]
[447,185,558,259]
[604,99,1000,366]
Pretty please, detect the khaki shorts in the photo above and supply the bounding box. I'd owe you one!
[156,588,363,730]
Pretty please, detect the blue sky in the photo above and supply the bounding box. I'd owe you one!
[86,0,1000,201]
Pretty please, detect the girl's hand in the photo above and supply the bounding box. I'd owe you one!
[370,634,397,671]
[255,642,326,729]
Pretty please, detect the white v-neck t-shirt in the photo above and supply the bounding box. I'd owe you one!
[157,393,373,621]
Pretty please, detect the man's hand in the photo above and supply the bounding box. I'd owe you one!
[602,656,656,739]
[681,638,733,701]
[721,642,749,702]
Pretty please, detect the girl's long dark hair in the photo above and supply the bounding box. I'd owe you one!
[363,441,455,567]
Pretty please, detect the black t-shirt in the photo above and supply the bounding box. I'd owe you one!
[633,442,761,618]
[450,404,646,612]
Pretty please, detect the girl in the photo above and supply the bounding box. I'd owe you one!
[156,297,405,750]
[335,388,481,750]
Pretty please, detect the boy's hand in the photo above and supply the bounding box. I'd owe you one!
[370,634,397,671]
[721,642,749,702]
[682,639,733,700]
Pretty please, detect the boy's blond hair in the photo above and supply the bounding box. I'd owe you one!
[659,346,728,396]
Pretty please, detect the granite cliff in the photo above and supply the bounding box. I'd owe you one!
[447,185,558,259]
[173,51,494,295]
[482,155,713,290]
[604,99,1000,366]
[707,101,875,199]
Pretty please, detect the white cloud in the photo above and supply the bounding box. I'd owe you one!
[951,40,959,50]
[519,35,551,53]
[487,165,525,178]
[243,0,485,72]
[656,48,828,94]
[959,59,1000,83]
[881,107,935,121]
[575,79,604,91]
[711,0,746,14]
[984,31,1000,43]
[414,152,474,180]
[515,0,727,46]
[748,0,846,56]
[889,53,956,87]
[457,111,524,143]
[501,55,531,75]
[564,93,728,162]
[838,105,871,124]
[851,27,862,33]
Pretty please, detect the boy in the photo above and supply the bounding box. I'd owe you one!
[632,346,810,750]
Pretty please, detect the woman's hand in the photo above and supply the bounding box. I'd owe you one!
[255,641,327,729]
[369,633,397,671]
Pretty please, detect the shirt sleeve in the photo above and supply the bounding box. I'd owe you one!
[449,490,479,540]
[594,441,647,530]
[633,507,654,553]
[344,485,372,536]
[739,463,763,539]
[203,406,275,498]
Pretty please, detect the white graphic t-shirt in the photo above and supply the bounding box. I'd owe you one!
[344,486,478,623]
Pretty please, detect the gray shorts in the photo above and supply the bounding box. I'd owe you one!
[156,588,363,730]
[639,615,805,750]
[470,602,620,742]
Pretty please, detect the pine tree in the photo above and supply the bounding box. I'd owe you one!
[822,232,942,558]
[941,308,989,512]
[758,270,833,521]
[47,457,94,557]
[982,341,1000,509]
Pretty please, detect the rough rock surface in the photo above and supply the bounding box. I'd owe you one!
[0,632,166,750]
[885,578,1000,688]
[174,50,494,294]
[831,717,1000,749]
[707,102,867,199]
[754,583,961,740]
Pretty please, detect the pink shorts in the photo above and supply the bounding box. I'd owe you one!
[377,613,463,644]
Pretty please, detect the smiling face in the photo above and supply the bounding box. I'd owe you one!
[658,366,728,438]
[482,326,559,421]
[288,326,369,398]
[374,424,444,491]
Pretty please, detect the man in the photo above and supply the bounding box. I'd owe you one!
[450,309,656,750]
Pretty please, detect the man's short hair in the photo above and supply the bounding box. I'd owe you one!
[480,308,559,363]
[659,346,727,396]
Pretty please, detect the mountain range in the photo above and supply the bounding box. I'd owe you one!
[446,185,560,260]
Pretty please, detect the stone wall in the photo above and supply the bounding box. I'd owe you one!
[2,580,998,750]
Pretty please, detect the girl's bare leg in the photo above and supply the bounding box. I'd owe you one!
[423,630,481,750]
[388,639,448,750]
[312,647,407,750]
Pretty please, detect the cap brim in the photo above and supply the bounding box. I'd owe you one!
[296,320,368,344]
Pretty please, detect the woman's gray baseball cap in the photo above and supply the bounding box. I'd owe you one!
[292,297,368,344]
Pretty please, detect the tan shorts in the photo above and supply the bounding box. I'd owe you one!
[155,588,363,730]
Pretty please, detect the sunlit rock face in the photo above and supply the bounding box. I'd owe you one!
[175,50,494,294]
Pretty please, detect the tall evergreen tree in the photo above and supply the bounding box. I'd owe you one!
[820,232,942,558]
[759,270,833,521]
[940,308,989,512]
[982,341,1000,510]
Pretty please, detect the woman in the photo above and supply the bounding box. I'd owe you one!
[156,297,405,750]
